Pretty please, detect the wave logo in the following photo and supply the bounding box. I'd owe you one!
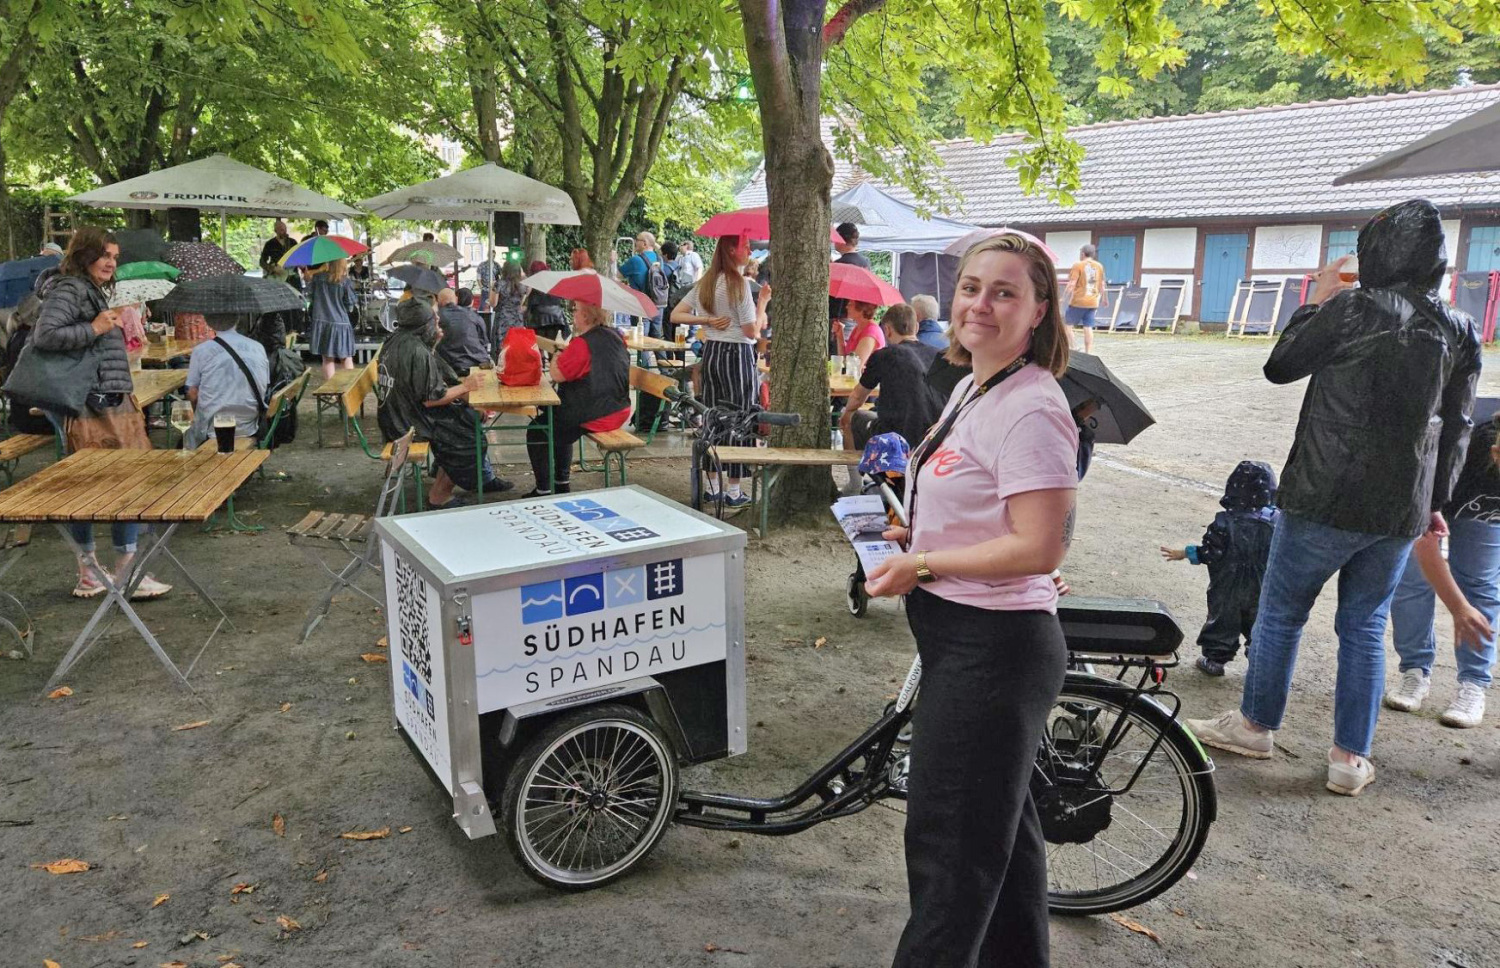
[556,498,658,542]
[521,558,682,624]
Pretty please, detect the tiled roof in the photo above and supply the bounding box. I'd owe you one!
[739,86,1500,225]
[734,116,867,209]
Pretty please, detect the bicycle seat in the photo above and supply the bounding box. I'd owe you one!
[1056,597,1183,656]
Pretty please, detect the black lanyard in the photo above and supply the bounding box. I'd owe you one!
[906,353,1032,537]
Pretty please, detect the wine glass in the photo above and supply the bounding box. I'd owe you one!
[169,400,193,447]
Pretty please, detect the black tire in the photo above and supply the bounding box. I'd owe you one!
[1037,676,1216,916]
[846,571,868,617]
[499,704,678,891]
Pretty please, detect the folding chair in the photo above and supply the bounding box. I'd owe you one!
[289,429,415,644]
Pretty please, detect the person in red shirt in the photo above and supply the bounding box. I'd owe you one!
[523,301,632,497]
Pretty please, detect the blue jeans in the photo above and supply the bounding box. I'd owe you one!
[44,409,143,554]
[1241,512,1413,757]
[1390,516,1500,688]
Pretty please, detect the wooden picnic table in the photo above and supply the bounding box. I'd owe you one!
[624,335,681,353]
[132,368,188,408]
[139,338,204,364]
[466,369,561,500]
[0,448,269,691]
[830,374,860,397]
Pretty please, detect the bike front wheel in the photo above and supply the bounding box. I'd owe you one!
[1036,677,1216,915]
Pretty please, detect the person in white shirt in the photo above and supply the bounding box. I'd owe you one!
[678,240,704,283]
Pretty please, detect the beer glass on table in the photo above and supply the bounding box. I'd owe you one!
[213,414,237,453]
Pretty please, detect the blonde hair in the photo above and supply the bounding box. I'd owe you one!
[943,234,1069,379]
[696,235,746,315]
[317,258,349,284]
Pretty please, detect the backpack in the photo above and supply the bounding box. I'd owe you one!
[646,258,670,308]
[499,327,543,386]
[665,260,695,311]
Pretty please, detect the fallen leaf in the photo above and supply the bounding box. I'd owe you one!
[44,960,60,968]
[398,826,413,834]
[276,914,301,932]
[32,859,90,874]
[359,653,387,663]
[312,869,328,883]
[813,636,827,648]
[160,962,189,968]
[402,942,421,950]
[81,929,121,941]
[1109,913,1162,945]
[376,635,388,649]
[47,686,73,699]
[705,943,718,953]
[106,814,129,821]
[222,963,244,968]
[171,720,211,731]
[278,702,291,713]
[272,813,285,838]
[230,882,255,895]
[133,941,149,948]
[152,893,170,908]
[338,827,390,841]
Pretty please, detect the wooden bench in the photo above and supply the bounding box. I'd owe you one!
[0,434,56,486]
[710,445,863,536]
[312,352,379,449]
[0,523,34,656]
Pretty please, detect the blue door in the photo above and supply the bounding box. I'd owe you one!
[1096,235,1137,285]
[1466,226,1500,272]
[1201,233,1249,323]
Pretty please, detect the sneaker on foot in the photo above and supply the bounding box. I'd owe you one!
[71,574,106,599]
[519,489,552,499]
[130,575,172,601]
[1185,710,1274,759]
[723,493,753,509]
[481,477,515,493]
[1383,669,1430,713]
[1440,681,1486,728]
[1326,750,1375,796]
[1195,656,1226,677]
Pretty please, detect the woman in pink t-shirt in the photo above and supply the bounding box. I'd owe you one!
[867,234,1078,968]
[844,299,887,368]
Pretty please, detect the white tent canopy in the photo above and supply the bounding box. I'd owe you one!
[1334,100,1500,184]
[66,154,362,219]
[358,164,580,225]
[833,182,978,253]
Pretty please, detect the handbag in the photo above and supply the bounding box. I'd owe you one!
[1,339,99,417]
[65,395,151,451]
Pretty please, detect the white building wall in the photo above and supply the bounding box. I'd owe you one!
[1141,228,1197,268]
[1252,224,1322,270]
[1045,230,1092,263]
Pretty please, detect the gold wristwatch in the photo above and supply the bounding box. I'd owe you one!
[915,551,936,584]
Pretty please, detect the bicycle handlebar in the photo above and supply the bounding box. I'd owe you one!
[758,412,800,427]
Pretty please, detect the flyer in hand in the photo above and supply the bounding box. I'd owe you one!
[831,494,900,574]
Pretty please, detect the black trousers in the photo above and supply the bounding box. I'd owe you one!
[1197,574,1259,662]
[893,588,1066,968]
[526,408,585,491]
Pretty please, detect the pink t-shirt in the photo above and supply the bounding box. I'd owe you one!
[848,320,886,355]
[904,364,1079,613]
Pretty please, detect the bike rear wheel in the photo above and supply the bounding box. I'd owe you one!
[1036,676,1215,915]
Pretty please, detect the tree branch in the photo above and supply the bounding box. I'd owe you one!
[822,0,888,47]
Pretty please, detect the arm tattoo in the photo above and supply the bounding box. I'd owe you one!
[1062,505,1076,550]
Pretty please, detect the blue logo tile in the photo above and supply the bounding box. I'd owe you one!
[521,579,564,624]
[605,567,646,608]
[565,573,606,614]
[646,559,684,600]
[558,498,618,522]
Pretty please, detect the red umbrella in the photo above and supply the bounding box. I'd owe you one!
[697,206,842,244]
[828,263,904,306]
[520,269,658,318]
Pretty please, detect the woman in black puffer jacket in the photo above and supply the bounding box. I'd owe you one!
[32,226,170,601]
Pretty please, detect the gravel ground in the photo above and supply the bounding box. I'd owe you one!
[1,332,1498,968]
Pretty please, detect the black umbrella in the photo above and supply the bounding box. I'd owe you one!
[386,263,447,293]
[164,241,245,282]
[113,228,170,265]
[1058,352,1154,445]
[157,275,304,317]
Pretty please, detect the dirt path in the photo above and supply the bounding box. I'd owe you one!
[2,334,1498,967]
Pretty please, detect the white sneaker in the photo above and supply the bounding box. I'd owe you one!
[1327,750,1375,796]
[129,575,172,601]
[1383,669,1430,713]
[1440,682,1486,729]
[1185,710,1274,759]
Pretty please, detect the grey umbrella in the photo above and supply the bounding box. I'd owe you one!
[157,275,304,317]
[386,263,447,293]
[1058,352,1154,445]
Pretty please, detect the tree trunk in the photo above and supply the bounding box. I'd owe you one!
[0,7,39,261]
[742,0,837,516]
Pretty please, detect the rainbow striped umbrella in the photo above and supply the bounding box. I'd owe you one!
[279,234,368,268]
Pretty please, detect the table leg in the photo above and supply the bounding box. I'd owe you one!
[43,524,194,692]
[475,410,486,505]
[545,406,556,492]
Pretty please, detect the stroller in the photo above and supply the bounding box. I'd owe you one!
[845,433,911,617]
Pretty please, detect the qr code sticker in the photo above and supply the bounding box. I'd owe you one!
[396,557,432,684]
